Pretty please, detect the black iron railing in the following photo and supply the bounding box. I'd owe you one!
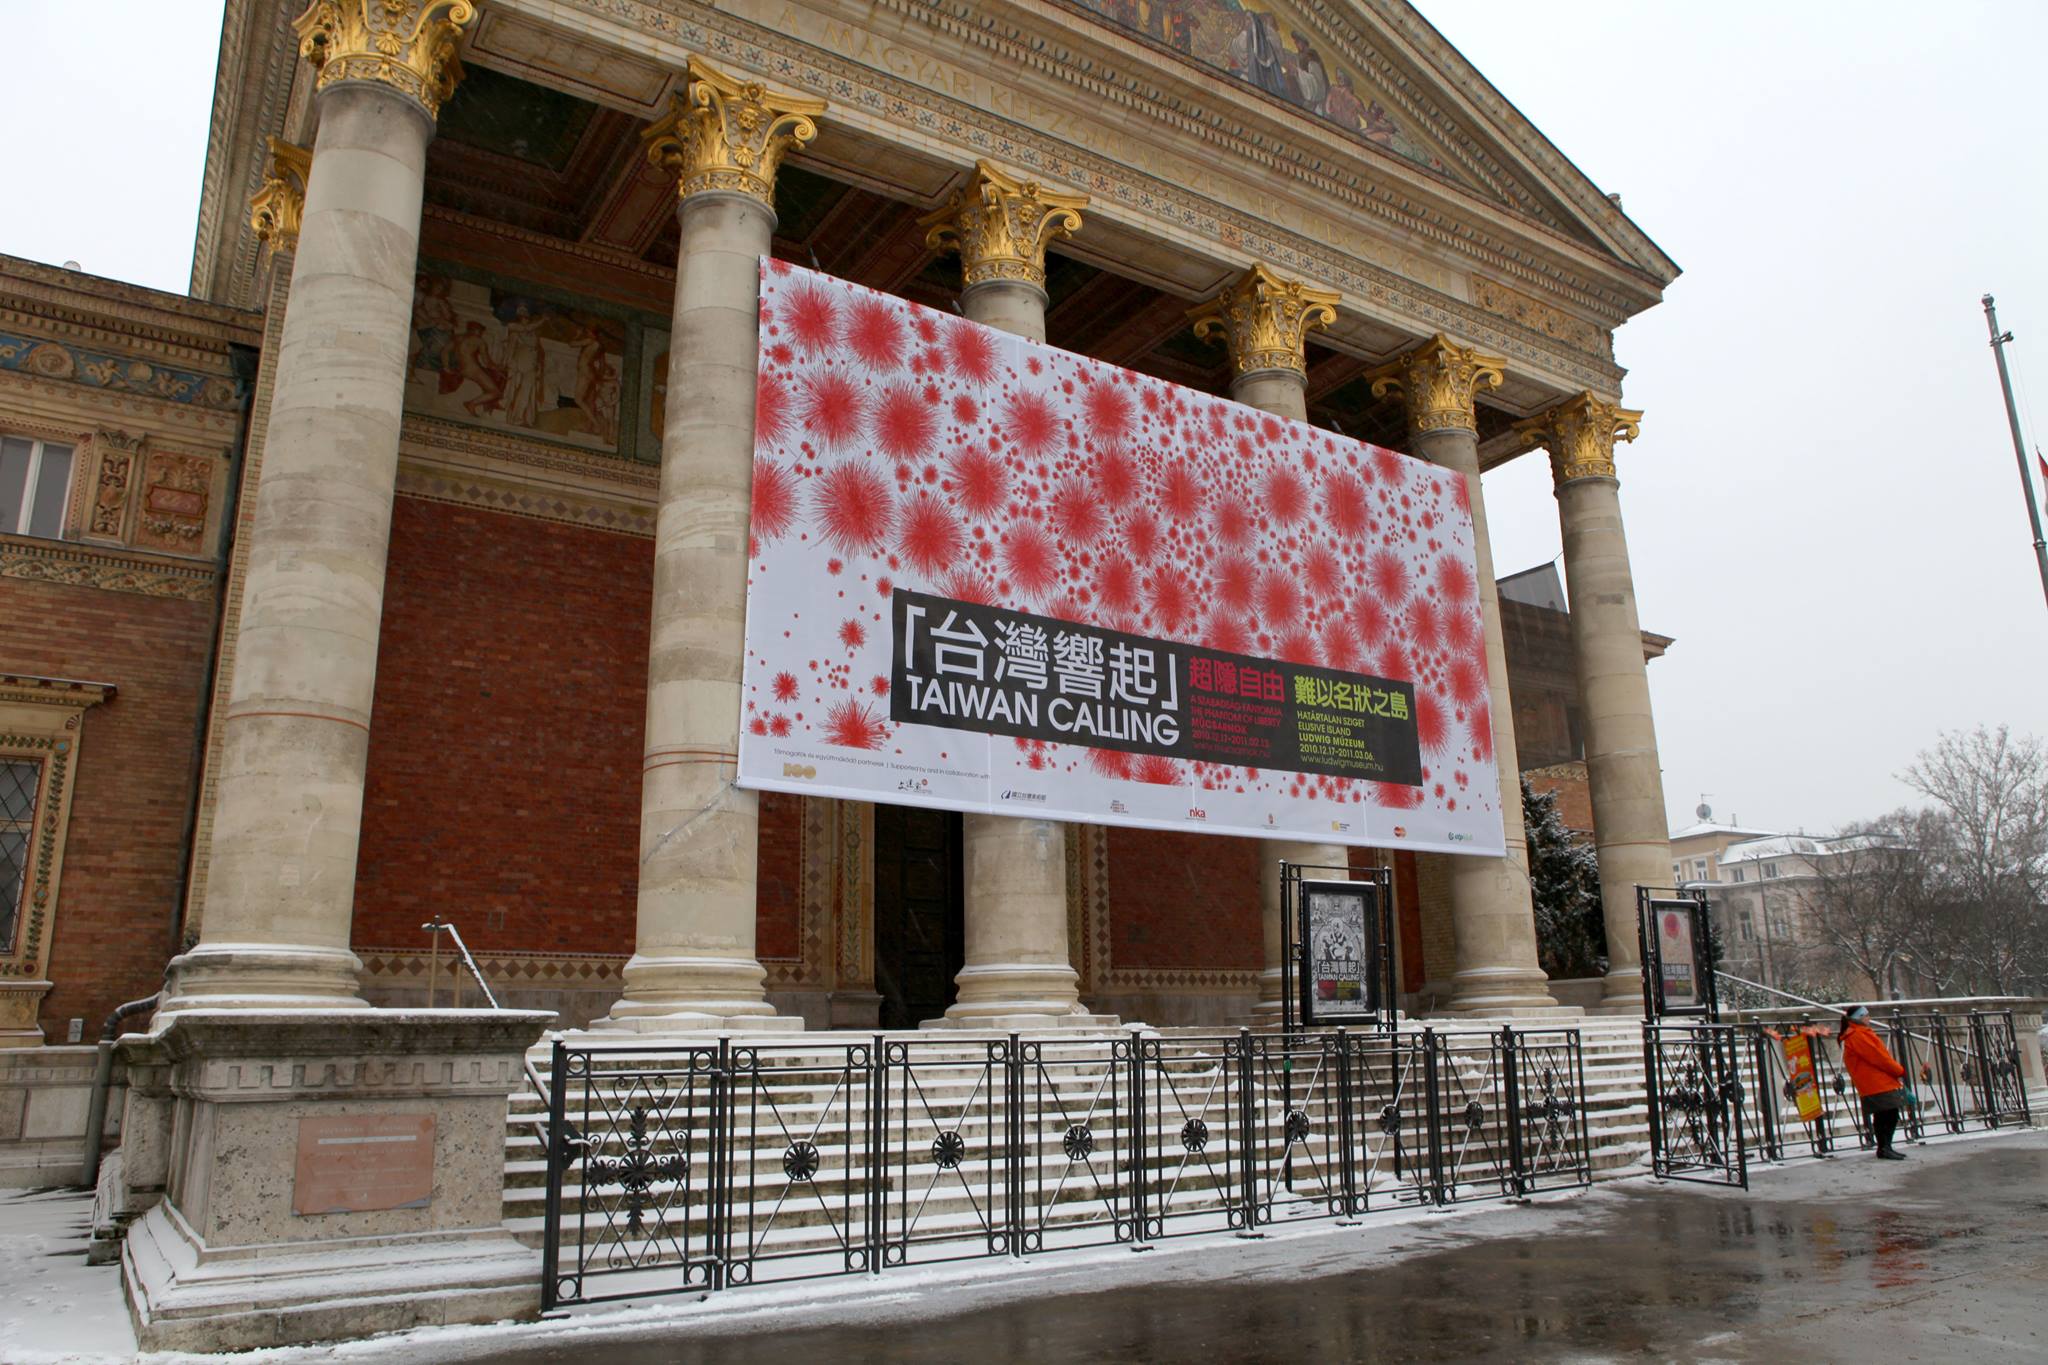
[540,1024,1592,1310]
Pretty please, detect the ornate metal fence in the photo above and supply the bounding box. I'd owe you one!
[541,1024,1591,1309]
[1643,1022,1747,1187]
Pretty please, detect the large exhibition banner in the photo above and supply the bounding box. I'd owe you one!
[735,261,1506,856]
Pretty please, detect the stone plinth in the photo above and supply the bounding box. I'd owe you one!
[121,1009,552,1353]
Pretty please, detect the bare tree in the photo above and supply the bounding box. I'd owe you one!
[1901,726,2048,995]
[1800,814,1925,996]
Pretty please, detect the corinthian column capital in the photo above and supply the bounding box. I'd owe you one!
[921,161,1088,292]
[643,58,825,208]
[1367,335,1504,434]
[248,137,313,257]
[292,0,477,120]
[1189,264,1339,379]
[1515,393,1643,485]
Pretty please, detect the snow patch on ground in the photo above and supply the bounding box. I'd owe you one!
[0,1189,138,1364]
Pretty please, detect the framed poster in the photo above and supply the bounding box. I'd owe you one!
[1649,898,1707,1016]
[1297,879,1380,1024]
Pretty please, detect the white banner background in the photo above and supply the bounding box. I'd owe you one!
[736,263,1504,857]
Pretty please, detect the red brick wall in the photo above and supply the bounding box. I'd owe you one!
[1526,762,1594,837]
[353,498,650,956]
[1106,828,1262,971]
[757,792,802,960]
[1,577,217,1037]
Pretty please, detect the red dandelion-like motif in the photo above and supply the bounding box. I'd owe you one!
[947,445,1008,518]
[1446,654,1488,707]
[756,372,791,446]
[1150,565,1194,632]
[804,371,866,448]
[1083,381,1136,444]
[1276,628,1319,665]
[1447,468,1472,515]
[1351,593,1390,645]
[874,384,938,459]
[1366,549,1410,604]
[1466,699,1494,761]
[1435,555,1475,606]
[1304,544,1341,599]
[1443,605,1482,654]
[1406,597,1443,653]
[1323,472,1369,537]
[1414,692,1450,754]
[845,296,906,370]
[838,618,867,649]
[751,458,799,543]
[1051,479,1105,543]
[785,284,837,353]
[1374,780,1424,810]
[1088,747,1134,780]
[824,698,888,750]
[1370,447,1405,485]
[1095,554,1139,614]
[1097,448,1137,507]
[944,566,997,605]
[1159,462,1204,520]
[1205,610,1250,655]
[1004,522,1060,598]
[948,320,997,384]
[1259,570,1301,630]
[1134,754,1182,786]
[1216,555,1256,611]
[1214,498,1251,545]
[898,492,963,576]
[1266,467,1307,523]
[772,671,800,703]
[812,462,895,555]
[1006,392,1060,457]
[1126,508,1160,563]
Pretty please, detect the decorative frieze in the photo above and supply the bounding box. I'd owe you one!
[87,430,145,541]
[0,534,217,601]
[1516,392,1643,485]
[1469,278,1610,359]
[1367,334,1505,434]
[920,161,1088,292]
[641,57,825,206]
[292,0,478,120]
[0,333,242,410]
[1189,263,1339,379]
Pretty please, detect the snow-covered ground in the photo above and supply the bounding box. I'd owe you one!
[0,1189,138,1364]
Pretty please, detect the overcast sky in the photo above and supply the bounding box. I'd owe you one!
[3,1,2043,838]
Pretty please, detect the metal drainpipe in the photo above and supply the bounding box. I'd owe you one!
[79,990,161,1190]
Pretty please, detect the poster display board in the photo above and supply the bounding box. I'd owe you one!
[1296,879,1381,1024]
[736,262,1505,855]
[1646,897,1709,1016]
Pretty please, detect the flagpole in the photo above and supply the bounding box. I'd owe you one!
[1982,294,2048,612]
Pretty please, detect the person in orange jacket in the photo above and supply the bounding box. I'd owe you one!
[1839,1005,1911,1160]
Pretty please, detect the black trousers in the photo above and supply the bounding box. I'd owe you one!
[1870,1104,1900,1151]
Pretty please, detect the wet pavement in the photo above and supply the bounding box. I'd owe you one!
[298,1130,2048,1364]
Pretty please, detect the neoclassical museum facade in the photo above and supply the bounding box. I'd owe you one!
[0,0,1677,1343]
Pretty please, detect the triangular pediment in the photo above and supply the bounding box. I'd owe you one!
[1060,0,1676,284]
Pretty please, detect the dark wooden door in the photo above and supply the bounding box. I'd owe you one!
[873,805,965,1030]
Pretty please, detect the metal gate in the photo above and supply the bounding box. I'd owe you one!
[1643,1022,1747,1187]
[539,1024,1593,1309]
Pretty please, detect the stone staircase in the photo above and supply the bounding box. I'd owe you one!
[499,1015,1660,1275]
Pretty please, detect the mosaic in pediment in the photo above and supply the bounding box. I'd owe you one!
[1066,0,1450,176]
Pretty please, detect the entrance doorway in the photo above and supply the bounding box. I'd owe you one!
[873,805,965,1030]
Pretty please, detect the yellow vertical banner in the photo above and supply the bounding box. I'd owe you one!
[1783,1034,1824,1123]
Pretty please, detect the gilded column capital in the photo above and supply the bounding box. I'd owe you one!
[248,137,313,257]
[292,0,477,120]
[1366,334,1505,434]
[1515,393,1643,485]
[920,161,1088,292]
[642,57,826,208]
[1189,264,1340,379]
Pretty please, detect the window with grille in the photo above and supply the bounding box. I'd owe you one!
[0,757,41,955]
[0,435,75,539]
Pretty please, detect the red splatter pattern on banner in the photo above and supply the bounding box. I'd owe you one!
[739,262,1502,852]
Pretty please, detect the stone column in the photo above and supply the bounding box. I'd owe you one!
[1517,395,1667,1011]
[164,2,471,1011]
[604,60,824,1032]
[920,162,1107,1027]
[1370,338,1557,1012]
[1189,265,1351,1021]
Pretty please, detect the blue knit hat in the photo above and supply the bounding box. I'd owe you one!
[1847,1005,1870,1021]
